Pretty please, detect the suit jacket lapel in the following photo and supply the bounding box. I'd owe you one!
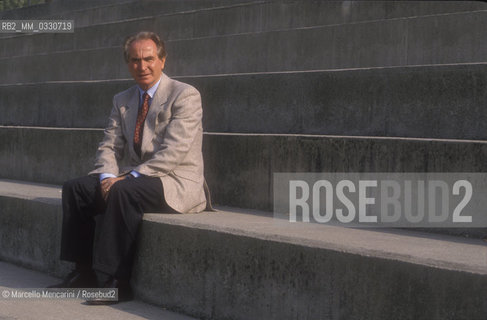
[123,86,140,158]
[141,73,170,156]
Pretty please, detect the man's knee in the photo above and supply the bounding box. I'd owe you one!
[62,177,80,195]
[62,175,99,197]
[108,179,132,197]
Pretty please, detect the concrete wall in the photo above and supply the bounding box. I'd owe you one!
[2,64,487,139]
[1,1,486,211]
[2,181,486,320]
[133,215,487,320]
[0,195,71,275]
[2,3,487,82]
[2,127,487,211]
[1,2,487,319]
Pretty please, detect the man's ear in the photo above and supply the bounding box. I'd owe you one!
[161,57,166,70]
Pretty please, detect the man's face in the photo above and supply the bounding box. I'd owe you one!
[127,39,165,90]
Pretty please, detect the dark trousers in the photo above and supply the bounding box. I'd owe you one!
[60,174,173,279]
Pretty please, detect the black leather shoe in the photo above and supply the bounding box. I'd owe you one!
[47,269,98,288]
[85,277,133,305]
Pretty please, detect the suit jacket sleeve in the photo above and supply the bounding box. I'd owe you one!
[90,96,126,175]
[134,85,202,176]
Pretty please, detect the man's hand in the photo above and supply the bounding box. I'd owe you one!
[101,176,125,201]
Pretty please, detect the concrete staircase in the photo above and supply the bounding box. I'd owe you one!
[1,1,487,319]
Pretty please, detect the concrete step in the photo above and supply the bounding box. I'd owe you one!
[189,64,487,140]
[2,1,486,58]
[140,9,487,74]
[1,64,487,139]
[0,0,253,42]
[0,261,198,319]
[0,79,129,128]
[0,179,486,320]
[1,126,487,211]
[0,1,262,55]
[1,0,483,32]
[0,0,133,21]
[0,0,245,26]
[2,9,487,84]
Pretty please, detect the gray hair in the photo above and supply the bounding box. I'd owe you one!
[123,31,166,63]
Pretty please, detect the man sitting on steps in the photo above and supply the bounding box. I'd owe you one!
[49,31,211,304]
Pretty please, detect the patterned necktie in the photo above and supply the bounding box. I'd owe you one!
[134,92,150,157]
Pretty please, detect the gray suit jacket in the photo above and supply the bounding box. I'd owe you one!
[90,73,207,213]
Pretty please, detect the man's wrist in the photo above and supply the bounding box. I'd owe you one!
[129,170,141,178]
[99,173,117,181]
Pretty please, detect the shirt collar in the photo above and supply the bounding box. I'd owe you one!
[137,76,161,100]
